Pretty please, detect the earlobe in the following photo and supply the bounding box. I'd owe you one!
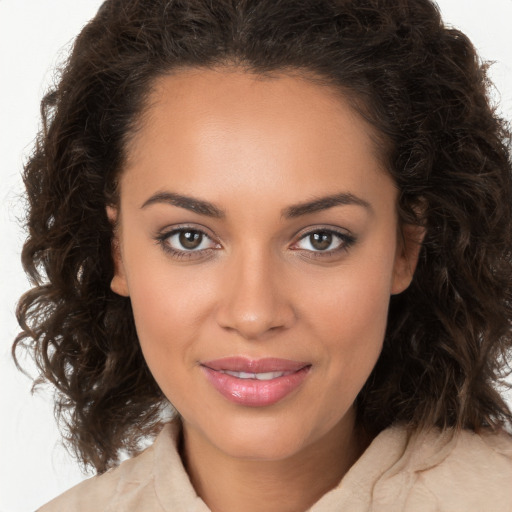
[391,223,425,295]
[106,206,130,297]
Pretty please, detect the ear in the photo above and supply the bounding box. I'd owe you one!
[106,206,130,297]
[391,223,425,295]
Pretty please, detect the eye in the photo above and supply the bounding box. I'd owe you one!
[156,226,220,259]
[169,229,210,250]
[292,228,355,257]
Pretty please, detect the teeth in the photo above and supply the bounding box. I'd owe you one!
[222,370,286,380]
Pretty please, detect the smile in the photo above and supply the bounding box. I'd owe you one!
[219,370,292,380]
[201,357,311,407]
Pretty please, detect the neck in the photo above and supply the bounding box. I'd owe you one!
[180,410,368,512]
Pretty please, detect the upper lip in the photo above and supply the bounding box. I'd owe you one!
[201,357,310,373]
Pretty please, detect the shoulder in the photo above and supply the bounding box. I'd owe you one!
[37,421,209,512]
[36,424,177,512]
[37,446,156,512]
[419,427,512,509]
[372,425,512,511]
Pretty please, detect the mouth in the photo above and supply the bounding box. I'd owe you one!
[217,370,294,380]
[200,357,311,407]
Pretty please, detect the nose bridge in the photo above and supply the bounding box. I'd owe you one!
[216,242,295,339]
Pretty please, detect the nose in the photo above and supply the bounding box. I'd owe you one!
[215,246,296,340]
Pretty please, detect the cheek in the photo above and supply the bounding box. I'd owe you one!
[132,273,210,324]
[298,248,395,391]
[301,253,394,342]
[123,253,214,370]
[312,284,389,382]
[127,271,210,415]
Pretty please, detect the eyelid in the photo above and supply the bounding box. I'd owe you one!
[157,223,218,242]
[155,223,355,260]
[155,224,221,259]
[168,228,218,249]
[293,225,354,243]
[290,226,356,256]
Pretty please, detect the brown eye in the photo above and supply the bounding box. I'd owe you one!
[293,228,355,256]
[309,232,333,251]
[179,230,203,249]
[159,227,219,255]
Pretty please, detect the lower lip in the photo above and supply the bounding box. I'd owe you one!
[201,366,311,407]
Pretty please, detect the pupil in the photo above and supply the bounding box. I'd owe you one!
[311,232,332,250]
[179,230,202,249]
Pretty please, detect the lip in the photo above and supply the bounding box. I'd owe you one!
[201,357,311,407]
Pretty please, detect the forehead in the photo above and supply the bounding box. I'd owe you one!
[129,67,383,161]
[120,67,395,216]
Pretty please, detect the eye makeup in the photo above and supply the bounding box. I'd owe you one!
[154,224,357,262]
[154,225,220,261]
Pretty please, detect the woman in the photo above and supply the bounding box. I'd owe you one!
[13,0,512,510]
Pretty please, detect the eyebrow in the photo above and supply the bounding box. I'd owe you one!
[141,191,372,218]
[141,192,225,218]
[281,192,372,218]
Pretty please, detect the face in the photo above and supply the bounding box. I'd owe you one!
[110,68,421,462]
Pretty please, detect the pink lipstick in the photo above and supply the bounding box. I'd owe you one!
[201,357,311,407]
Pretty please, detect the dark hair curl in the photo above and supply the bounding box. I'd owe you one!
[13,0,512,474]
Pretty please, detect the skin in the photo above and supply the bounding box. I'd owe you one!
[109,67,423,512]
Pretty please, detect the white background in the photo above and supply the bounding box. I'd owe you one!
[1,1,512,511]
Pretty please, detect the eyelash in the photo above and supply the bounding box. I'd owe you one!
[155,226,220,261]
[155,225,356,261]
[292,229,356,259]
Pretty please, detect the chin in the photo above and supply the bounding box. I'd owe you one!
[219,434,307,461]
[199,413,326,462]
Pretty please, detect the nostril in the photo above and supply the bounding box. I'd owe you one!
[214,265,297,338]
[217,315,294,341]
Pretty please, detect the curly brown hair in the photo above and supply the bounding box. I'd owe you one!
[13,0,512,474]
